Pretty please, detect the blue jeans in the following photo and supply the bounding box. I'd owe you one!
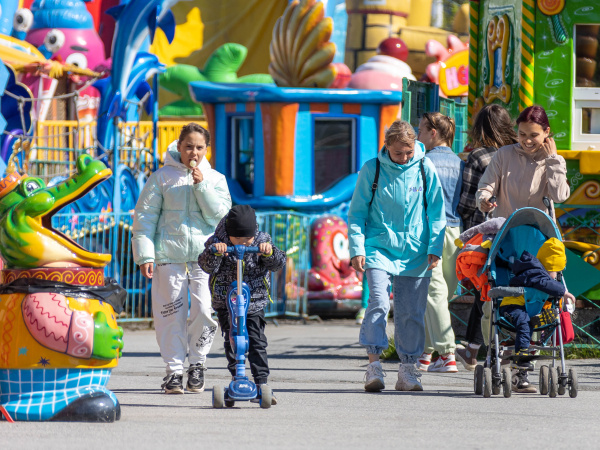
[359,269,430,364]
[499,304,531,353]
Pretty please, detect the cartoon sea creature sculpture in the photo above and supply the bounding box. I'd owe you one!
[159,43,273,117]
[24,0,110,122]
[25,0,110,74]
[348,38,415,91]
[269,0,337,88]
[307,216,362,302]
[95,0,188,152]
[0,154,125,422]
[424,35,469,98]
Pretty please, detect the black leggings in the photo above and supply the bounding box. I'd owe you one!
[466,290,485,346]
[216,308,270,385]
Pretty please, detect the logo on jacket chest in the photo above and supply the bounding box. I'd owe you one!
[408,186,423,193]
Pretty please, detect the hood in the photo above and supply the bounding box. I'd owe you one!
[536,237,566,272]
[164,140,212,172]
[378,139,426,170]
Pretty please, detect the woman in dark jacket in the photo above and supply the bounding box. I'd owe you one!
[455,104,518,370]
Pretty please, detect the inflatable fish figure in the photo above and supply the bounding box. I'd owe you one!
[307,215,362,301]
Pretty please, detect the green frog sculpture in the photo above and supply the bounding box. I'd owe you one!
[0,154,125,422]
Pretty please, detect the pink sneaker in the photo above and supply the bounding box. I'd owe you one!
[428,353,458,373]
[416,352,432,372]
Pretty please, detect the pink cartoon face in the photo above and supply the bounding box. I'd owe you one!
[26,28,109,73]
[307,215,361,300]
[311,216,354,283]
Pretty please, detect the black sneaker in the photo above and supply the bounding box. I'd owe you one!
[512,369,537,393]
[251,384,278,405]
[186,363,206,393]
[161,373,184,394]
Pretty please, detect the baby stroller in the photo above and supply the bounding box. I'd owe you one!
[472,208,578,398]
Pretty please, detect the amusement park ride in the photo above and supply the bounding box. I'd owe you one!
[0,0,599,422]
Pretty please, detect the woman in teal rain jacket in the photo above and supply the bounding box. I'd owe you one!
[349,120,446,392]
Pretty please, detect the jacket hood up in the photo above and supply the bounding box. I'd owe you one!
[378,139,426,170]
[164,140,212,172]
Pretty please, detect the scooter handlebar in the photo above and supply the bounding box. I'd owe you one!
[210,245,261,255]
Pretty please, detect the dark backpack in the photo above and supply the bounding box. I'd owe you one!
[369,155,428,213]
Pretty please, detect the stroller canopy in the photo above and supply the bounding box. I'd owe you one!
[483,208,562,278]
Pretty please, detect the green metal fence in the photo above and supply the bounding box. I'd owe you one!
[51,210,312,323]
[555,203,600,346]
[401,78,468,154]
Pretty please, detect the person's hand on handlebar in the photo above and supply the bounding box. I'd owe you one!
[259,242,273,256]
[480,195,497,213]
[213,242,229,255]
[351,255,365,273]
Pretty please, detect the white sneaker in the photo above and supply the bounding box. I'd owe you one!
[416,352,432,372]
[428,353,459,373]
[395,363,423,391]
[364,361,385,392]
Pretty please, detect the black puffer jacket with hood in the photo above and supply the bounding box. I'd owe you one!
[198,215,286,313]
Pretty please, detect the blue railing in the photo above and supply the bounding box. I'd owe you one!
[51,210,312,323]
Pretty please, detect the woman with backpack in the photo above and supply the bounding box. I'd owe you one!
[348,119,446,392]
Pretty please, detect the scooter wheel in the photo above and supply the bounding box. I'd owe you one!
[260,385,272,409]
[225,399,235,408]
[213,386,224,409]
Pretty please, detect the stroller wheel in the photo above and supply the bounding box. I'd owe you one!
[502,367,512,398]
[474,365,484,395]
[491,366,501,396]
[483,367,493,398]
[539,365,549,395]
[548,367,558,398]
[213,385,225,409]
[558,378,567,396]
[568,368,578,398]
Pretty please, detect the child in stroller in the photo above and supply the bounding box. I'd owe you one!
[462,208,577,398]
[497,237,574,393]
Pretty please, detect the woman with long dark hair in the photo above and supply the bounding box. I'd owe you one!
[455,104,518,372]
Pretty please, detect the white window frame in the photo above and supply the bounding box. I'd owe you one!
[572,25,600,149]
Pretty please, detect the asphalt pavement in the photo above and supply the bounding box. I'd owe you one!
[2,320,600,449]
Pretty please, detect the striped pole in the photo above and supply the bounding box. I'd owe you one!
[468,1,479,123]
[520,0,536,110]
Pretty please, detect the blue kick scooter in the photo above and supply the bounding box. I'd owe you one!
[211,245,272,409]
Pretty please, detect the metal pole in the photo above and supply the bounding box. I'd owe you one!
[152,73,159,172]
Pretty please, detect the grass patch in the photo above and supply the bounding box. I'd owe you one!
[382,335,600,361]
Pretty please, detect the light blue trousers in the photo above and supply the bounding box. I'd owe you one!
[359,268,430,364]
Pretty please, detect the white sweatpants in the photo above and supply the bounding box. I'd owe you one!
[152,262,217,375]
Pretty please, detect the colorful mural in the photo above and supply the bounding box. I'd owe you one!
[471,0,600,299]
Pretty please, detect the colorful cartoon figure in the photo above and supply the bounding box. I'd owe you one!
[25,0,110,120]
[348,37,415,91]
[424,35,469,98]
[0,155,124,422]
[160,43,273,117]
[307,216,362,302]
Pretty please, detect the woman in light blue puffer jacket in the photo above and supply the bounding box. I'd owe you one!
[349,120,446,393]
[132,123,231,394]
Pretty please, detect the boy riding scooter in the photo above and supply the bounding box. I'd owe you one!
[198,205,286,405]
